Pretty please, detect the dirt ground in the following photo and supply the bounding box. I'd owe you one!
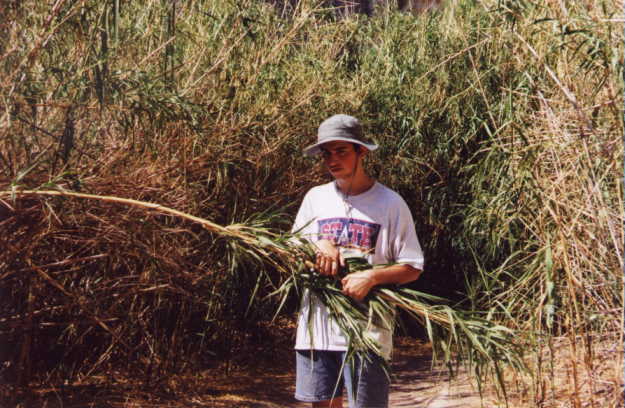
[6,332,623,407]
[140,334,623,408]
[184,337,487,408]
[7,337,489,408]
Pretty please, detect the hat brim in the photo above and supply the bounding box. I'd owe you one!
[303,137,378,157]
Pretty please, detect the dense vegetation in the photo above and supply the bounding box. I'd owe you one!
[1,0,622,406]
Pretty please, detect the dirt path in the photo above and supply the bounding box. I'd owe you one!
[205,338,486,408]
[14,338,488,407]
[285,360,484,408]
[14,335,622,407]
[389,348,484,408]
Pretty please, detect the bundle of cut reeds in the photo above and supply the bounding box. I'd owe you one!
[2,188,526,397]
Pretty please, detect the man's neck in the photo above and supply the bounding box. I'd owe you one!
[335,174,375,196]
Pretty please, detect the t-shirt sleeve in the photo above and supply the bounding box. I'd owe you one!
[391,200,424,271]
[291,190,318,243]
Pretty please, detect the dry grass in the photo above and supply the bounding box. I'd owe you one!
[481,334,624,408]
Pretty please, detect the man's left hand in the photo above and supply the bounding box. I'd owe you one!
[341,270,377,302]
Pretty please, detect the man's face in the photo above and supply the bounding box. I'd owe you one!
[319,141,363,180]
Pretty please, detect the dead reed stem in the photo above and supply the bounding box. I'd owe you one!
[0,189,278,251]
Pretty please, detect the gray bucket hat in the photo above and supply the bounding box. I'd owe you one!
[303,114,378,157]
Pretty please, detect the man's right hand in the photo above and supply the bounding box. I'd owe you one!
[314,239,344,277]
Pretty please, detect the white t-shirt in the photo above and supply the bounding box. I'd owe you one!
[292,181,424,359]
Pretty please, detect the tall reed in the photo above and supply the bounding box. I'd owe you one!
[0,0,622,406]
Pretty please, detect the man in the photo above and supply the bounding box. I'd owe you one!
[292,114,424,408]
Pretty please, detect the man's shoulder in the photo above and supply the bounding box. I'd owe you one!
[372,182,406,205]
[304,182,335,197]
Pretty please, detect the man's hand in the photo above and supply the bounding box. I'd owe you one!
[341,270,377,302]
[314,239,344,277]
[341,264,422,301]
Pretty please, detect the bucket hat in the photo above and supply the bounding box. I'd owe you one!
[303,114,378,157]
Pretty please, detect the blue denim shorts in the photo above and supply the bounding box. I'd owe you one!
[295,350,390,408]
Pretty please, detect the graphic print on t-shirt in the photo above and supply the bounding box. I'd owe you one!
[317,218,381,253]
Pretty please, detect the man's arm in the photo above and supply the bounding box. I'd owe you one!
[341,264,422,302]
[314,239,423,301]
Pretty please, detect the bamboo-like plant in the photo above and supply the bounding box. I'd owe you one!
[0,0,621,406]
[2,188,527,399]
[272,249,527,399]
